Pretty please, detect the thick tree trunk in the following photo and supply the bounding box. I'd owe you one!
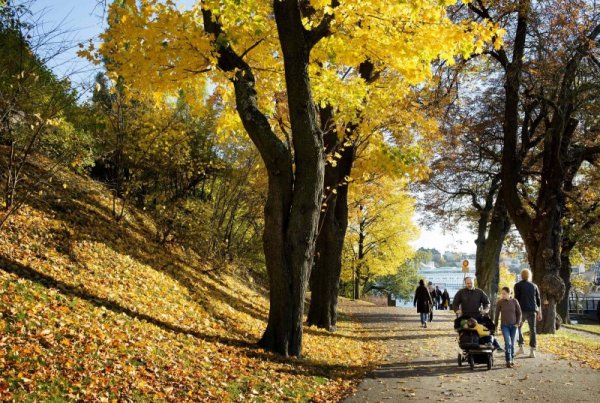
[475,193,510,318]
[307,107,354,330]
[558,237,575,324]
[307,60,375,330]
[255,0,326,357]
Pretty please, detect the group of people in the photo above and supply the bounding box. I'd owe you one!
[414,269,542,368]
[414,281,451,327]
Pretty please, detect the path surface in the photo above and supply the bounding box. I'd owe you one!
[343,306,600,402]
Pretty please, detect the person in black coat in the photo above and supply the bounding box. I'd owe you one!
[441,289,450,310]
[414,279,433,328]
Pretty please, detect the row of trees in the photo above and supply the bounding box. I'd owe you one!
[421,0,600,328]
[5,0,596,357]
[86,0,504,356]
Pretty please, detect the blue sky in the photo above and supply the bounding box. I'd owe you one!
[23,0,478,255]
[26,0,108,91]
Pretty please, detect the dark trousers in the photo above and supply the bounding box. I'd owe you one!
[518,311,537,348]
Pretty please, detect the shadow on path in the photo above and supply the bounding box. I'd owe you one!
[370,358,503,379]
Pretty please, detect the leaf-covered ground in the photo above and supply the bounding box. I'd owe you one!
[0,157,380,401]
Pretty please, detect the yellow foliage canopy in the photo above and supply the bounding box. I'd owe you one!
[81,0,504,160]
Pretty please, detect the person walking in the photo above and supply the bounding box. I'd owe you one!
[495,287,522,368]
[452,276,491,319]
[442,289,450,310]
[414,279,433,328]
[427,281,436,321]
[435,286,442,309]
[514,269,542,358]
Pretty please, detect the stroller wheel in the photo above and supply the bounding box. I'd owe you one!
[458,353,463,367]
[468,355,475,370]
[486,354,493,370]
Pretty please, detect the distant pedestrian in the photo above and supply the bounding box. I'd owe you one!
[514,269,542,358]
[414,279,433,328]
[435,286,442,309]
[495,287,522,368]
[442,289,450,310]
[427,281,436,321]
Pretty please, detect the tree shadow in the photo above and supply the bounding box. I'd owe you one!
[6,159,271,328]
[367,358,502,378]
[0,256,374,380]
[0,256,256,351]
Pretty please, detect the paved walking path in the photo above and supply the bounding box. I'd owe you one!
[343,306,600,402]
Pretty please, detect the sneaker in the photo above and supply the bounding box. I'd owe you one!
[529,348,536,358]
[516,345,525,355]
[424,322,427,328]
[506,362,511,368]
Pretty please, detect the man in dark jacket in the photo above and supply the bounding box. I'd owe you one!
[514,268,542,358]
[452,276,491,319]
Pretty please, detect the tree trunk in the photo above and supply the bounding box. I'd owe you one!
[307,107,354,330]
[257,0,325,357]
[202,1,330,356]
[475,192,510,318]
[500,0,565,334]
[307,60,376,330]
[558,237,575,324]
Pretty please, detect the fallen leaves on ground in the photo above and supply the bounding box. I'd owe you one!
[537,332,600,370]
[0,159,380,402]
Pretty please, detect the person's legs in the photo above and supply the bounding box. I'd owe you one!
[517,311,535,354]
[527,312,537,349]
[420,312,427,326]
[501,325,512,363]
[509,325,518,363]
[526,312,537,356]
[429,309,433,322]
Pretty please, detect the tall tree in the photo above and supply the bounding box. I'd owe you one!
[89,0,502,353]
[466,0,600,332]
[419,79,511,310]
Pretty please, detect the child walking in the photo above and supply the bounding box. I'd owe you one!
[495,286,522,367]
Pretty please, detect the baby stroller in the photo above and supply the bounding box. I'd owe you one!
[455,317,495,370]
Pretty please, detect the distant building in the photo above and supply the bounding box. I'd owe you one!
[416,266,476,298]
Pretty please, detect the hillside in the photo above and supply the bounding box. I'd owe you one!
[0,155,379,401]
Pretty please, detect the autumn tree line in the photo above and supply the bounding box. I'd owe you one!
[1,1,598,356]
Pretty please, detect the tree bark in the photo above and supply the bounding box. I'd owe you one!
[258,0,325,357]
[307,106,354,330]
[307,60,376,330]
[475,191,511,318]
[558,236,575,324]
[202,0,331,356]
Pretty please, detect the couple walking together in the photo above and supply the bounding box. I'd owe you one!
[414,269,542,367]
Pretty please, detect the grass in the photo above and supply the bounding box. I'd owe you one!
[562,323,600,336]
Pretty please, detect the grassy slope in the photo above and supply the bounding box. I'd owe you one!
[0,156,379,401]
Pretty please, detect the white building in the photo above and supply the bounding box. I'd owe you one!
[417,266,476,299]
